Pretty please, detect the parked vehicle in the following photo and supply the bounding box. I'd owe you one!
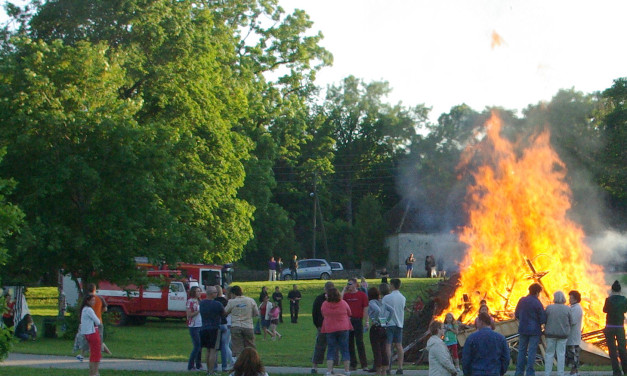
[330,262,344,271]
[62,262,233,326]
[281,258,333,280]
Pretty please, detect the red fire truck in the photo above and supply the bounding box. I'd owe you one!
[62,262,233,326]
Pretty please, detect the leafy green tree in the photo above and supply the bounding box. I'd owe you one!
[0,149,23,360]
[321,76,427,265]
[354,194,388,266]
[0,2,254,285]
[597,77,627,226]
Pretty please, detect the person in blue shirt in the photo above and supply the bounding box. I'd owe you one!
[462,312,510,376]
[199,285,225,373]
[514,283,547,376]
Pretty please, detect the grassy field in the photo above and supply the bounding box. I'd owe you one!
[15,278,439,367]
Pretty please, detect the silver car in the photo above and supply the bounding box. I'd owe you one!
[281,258,332,280]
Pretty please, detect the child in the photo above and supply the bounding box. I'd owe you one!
[443,313,461,374]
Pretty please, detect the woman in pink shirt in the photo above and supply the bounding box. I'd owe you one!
[321,287,353,376]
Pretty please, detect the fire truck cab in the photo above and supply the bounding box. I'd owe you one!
[62,262,233,326]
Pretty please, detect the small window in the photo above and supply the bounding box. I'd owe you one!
[170,282,184,293]
[299,260,311,268]
[145,283,161,292]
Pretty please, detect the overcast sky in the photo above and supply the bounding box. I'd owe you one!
[281,0,627,120]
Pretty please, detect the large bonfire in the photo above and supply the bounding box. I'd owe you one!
[442,112,608,332]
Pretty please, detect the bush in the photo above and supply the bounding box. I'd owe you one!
[61,305,80,340]
[0,296,15,361]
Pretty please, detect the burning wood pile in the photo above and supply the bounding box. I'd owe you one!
[405,113,613,366]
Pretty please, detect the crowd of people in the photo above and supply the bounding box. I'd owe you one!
[6,269,623,376]
[427,280,627,376]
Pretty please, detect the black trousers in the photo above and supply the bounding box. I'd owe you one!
[349,317,368,369]
[290,301,299,323]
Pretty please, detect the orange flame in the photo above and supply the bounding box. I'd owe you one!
[442,112,607,332]
[491,30,505,49]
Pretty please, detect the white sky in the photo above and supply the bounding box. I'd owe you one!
[281,0,627,120]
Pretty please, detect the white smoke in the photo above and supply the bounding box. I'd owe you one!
[586,230,627,272]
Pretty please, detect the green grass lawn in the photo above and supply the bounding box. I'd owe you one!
[16,278,439,367]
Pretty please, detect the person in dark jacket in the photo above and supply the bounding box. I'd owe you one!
[272,286,284,324]
[603,280,627,376]
[462,312,510,376]
[311,281,335,374]
[14,314,37,341]
[514,283,546,376]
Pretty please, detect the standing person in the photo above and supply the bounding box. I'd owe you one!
[514,283,546,376]
[426,321,457,376]
[199,285,225,373]
[268,257,277,281]
[603,280,627,376]
[380,268,389,284]
[288,284,302,323]
[259,295,272,340]
[79,295,101,376]
[462,312,510,376]
[343,278,370,371]
[267,298,282,340]
[215,285,234,373]
[428,255,437,278]
[290,255,299,280]
[272,286,284,324]
[359,277,369,293]
[230,347,268,376]
[405,254,415,278]
[86,284,111,356]
[321,287,353,376]
[224,285,259,358]
[443,313,462,374]
[276,257,284,279]
[544,291,571,376]
[312,282,335,374]
[381,278,406,375]
[259,286,269,303]
[255,286,269,334]
[367,286,389,376]
[186,286,203,371]
[424,256,432,278]
[566,291,583,376]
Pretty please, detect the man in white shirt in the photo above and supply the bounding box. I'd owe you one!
[224,285,259,358]
[381,278,406,375]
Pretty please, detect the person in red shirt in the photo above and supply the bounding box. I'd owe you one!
[342,278,370,371]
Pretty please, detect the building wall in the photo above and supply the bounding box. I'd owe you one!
[385,233,466,277]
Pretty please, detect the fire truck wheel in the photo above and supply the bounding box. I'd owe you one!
[108,306,128,326]
[320,272,330,280]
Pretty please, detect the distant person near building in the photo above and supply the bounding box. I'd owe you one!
[405,254,415,278]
